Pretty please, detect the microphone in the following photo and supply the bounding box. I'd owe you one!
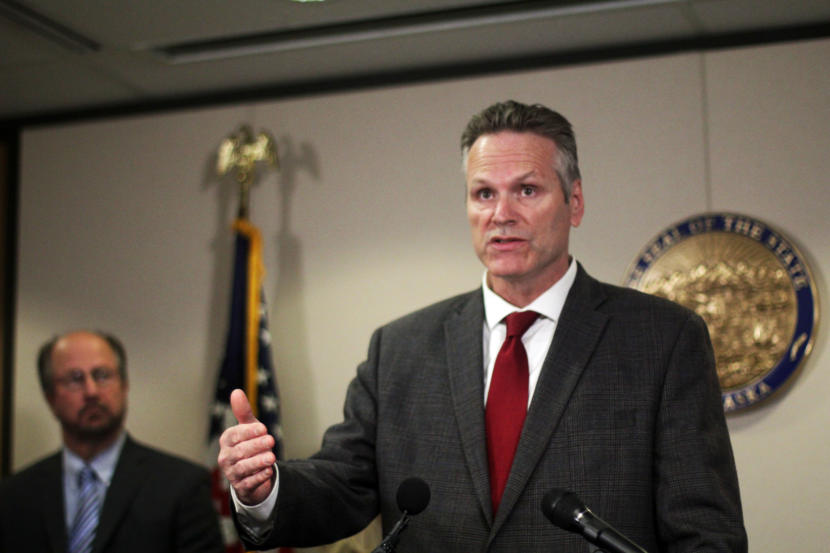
[541,488,648,553]
[371,477,430,553]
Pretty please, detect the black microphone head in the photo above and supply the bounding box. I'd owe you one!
[396,477,430,515]
[541,488,585,533]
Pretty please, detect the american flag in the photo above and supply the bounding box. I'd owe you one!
[207,219,287,553]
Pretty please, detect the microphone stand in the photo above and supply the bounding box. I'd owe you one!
[370,511,411,553]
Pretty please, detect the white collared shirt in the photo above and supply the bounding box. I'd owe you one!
[62,432,126,530]
[481,258,577,406]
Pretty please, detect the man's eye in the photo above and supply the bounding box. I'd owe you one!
[477,189,494,200]
[521,186,535,196]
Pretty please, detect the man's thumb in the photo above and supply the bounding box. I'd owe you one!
[230,388,257,424]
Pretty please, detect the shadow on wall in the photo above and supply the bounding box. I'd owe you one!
[202,140,238,422]
[273,135,383,553]
[270,134,320,456]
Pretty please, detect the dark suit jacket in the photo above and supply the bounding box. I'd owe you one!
[0,434,224,553]
[242,264,746,552]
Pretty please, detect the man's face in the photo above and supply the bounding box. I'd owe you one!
[466,131,584,300]
[46,332,127,443]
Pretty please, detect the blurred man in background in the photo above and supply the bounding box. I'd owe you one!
[0,329,224,553]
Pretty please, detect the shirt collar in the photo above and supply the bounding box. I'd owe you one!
[63,431,127,487]
[482,258,578,330]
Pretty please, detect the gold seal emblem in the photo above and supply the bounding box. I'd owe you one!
[624,213,818,413]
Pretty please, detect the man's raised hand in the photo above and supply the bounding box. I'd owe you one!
[217,389,277,506]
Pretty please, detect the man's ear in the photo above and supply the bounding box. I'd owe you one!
[569,179,584,227]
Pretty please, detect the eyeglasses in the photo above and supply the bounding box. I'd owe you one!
[54,368,119,391]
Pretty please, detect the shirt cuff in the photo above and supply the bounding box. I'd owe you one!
[230,463,279,524]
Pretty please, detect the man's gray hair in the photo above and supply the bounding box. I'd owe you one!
[460,100,581,201]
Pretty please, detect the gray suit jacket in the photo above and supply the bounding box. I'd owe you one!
[0,435,224,553]
[245,265,746,552]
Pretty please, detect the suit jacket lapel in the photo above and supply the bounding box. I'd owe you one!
[491,265,609,534]
[39,452,67,552]
[94,435,147,553]
[444,290,494,525]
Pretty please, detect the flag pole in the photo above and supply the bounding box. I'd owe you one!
[216,125,280,411]
[211,125,283,553]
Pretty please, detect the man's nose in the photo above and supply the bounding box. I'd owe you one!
[82,374,100,395]
[493,195,517,223]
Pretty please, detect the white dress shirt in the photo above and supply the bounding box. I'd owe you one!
[481,258,577,406]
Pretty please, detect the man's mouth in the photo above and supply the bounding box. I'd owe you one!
[488,236,528,253]
[490,235,526,245]
[80,403,108,418]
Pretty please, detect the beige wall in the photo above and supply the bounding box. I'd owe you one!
[13,37,830,551]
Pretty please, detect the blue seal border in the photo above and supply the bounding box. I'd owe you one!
[624,212,819,413]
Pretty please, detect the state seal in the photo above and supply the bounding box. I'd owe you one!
[623,213,818,413]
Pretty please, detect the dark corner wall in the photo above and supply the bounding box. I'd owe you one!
[0,126,19,477]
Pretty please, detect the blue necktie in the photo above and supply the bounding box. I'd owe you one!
[68,465,104,553]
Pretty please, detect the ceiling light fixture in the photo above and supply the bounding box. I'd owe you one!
[155,0,684,64]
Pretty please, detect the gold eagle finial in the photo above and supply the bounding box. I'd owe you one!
[216,125,279,219]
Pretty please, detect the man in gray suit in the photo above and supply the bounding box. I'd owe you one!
[218,101,747,552]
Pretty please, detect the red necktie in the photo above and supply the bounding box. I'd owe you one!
[486,310,539,514]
